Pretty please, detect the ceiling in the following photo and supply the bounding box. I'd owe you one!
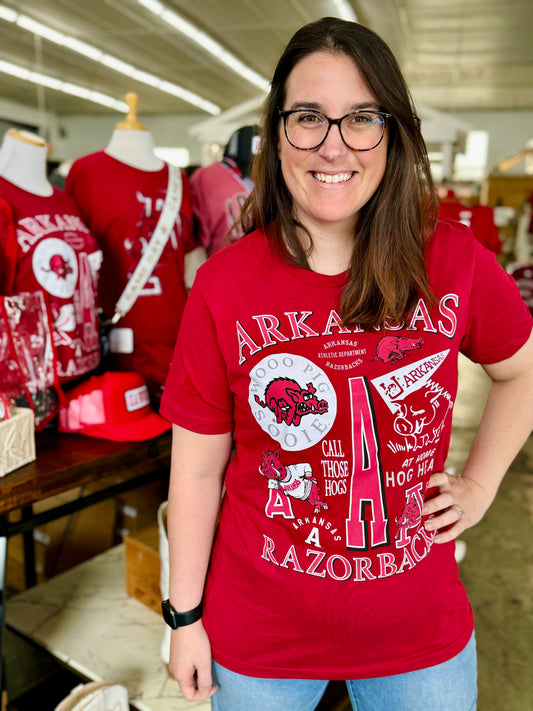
[0,0,532,122]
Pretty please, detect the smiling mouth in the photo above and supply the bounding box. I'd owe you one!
[312,172,354,183]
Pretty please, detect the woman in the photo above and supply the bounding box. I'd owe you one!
[160,17,533,711]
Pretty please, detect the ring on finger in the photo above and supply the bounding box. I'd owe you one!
[452,504,465,518]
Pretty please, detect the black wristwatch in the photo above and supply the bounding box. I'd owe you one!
[161,599,203,629]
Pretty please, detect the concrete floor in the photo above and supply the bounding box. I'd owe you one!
[4,355,532,710]
[446,356,533,711]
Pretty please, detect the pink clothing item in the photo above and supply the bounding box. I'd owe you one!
[66,152,196,392]
[190,158,252,256]
[160,221,532,680]
[0,180,101,382]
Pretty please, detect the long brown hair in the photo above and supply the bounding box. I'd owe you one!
[241,17,439,328]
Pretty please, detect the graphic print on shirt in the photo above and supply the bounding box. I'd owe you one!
[17,219,101,377]
[249,353,337,451]
[258,369,437,575]
[32,236,99,354]
[259,446,328,516]
[34,237,77,298]
[371,350,453,453]
[372,335,423,364]
[249,345,452,575]
[124,189,182,297]
[225,192,248,243]
[395,482,425,547]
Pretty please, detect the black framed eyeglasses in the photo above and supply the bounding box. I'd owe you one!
[278,108,392,151]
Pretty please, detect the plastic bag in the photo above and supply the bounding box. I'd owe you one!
[0,290,63,429]
[54,681,129,710]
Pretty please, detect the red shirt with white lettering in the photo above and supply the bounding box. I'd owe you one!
[66,152,196,395]
[160,221,532,680]
[438,200,502,254]
[0,180,101,382]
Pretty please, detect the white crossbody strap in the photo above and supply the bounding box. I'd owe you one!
[111,164,182,324]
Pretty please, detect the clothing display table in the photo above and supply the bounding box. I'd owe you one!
[6,544,210,711]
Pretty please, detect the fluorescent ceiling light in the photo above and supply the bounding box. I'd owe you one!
[136,0,270,92]
[0,59,128,112]
[65,37,103,62]
[0,3,220,114]
[16,15,66,44]
[0,6,16,22]
[100,55,136,75]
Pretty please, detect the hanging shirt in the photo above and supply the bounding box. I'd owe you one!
[66,152,196,395]
[160,220,532,680]
[190,157,252,257]
[0,180,101,382]
[439,200,502,254]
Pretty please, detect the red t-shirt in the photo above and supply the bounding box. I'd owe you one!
[0,180,101,382]
[190,159,252,256]
[66,152,196,394]
[160,221,532,680]
[438,200,502,254]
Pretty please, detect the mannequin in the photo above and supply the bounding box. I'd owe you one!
[0,129,53,197]
[0,129,102,388]
[223,124,260,180]
[190,124,260,256]
[104,93,164,171]
[106,91,205,283]
[65,92,199,399]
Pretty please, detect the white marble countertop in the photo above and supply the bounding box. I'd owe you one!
[6,544,211,711]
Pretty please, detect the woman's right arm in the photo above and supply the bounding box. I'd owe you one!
[166,423,233,701]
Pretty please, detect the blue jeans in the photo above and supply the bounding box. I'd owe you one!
[211,633,477,711]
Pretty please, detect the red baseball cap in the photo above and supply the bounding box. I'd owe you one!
[58,371,171,442]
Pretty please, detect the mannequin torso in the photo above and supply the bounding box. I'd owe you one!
[104,129,164,172]
[0,129,102,383]
[0,129,53,197]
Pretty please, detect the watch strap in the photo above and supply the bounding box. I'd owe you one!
[161,599,203,629]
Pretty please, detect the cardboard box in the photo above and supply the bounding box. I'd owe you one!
[124,523,162,614]
[114,479,167,538]
[0,407,35,477]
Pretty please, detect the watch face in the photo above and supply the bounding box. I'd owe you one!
[162,599,178,629]
[161,599,203,628]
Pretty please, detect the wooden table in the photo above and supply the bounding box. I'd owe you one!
[0,428,172,694]
[0,429,171,519]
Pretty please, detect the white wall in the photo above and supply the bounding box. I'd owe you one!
[53,112,207,166]
[454,109,533,175]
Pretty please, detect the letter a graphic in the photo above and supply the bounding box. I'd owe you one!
[265,489,294,519]
[346,377,389,549]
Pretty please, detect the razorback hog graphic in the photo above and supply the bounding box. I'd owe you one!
[395,497,421,532]
[373,336,423,364]
[260,447,328,513]
[255,378,328,426]
[44,254,73,279]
